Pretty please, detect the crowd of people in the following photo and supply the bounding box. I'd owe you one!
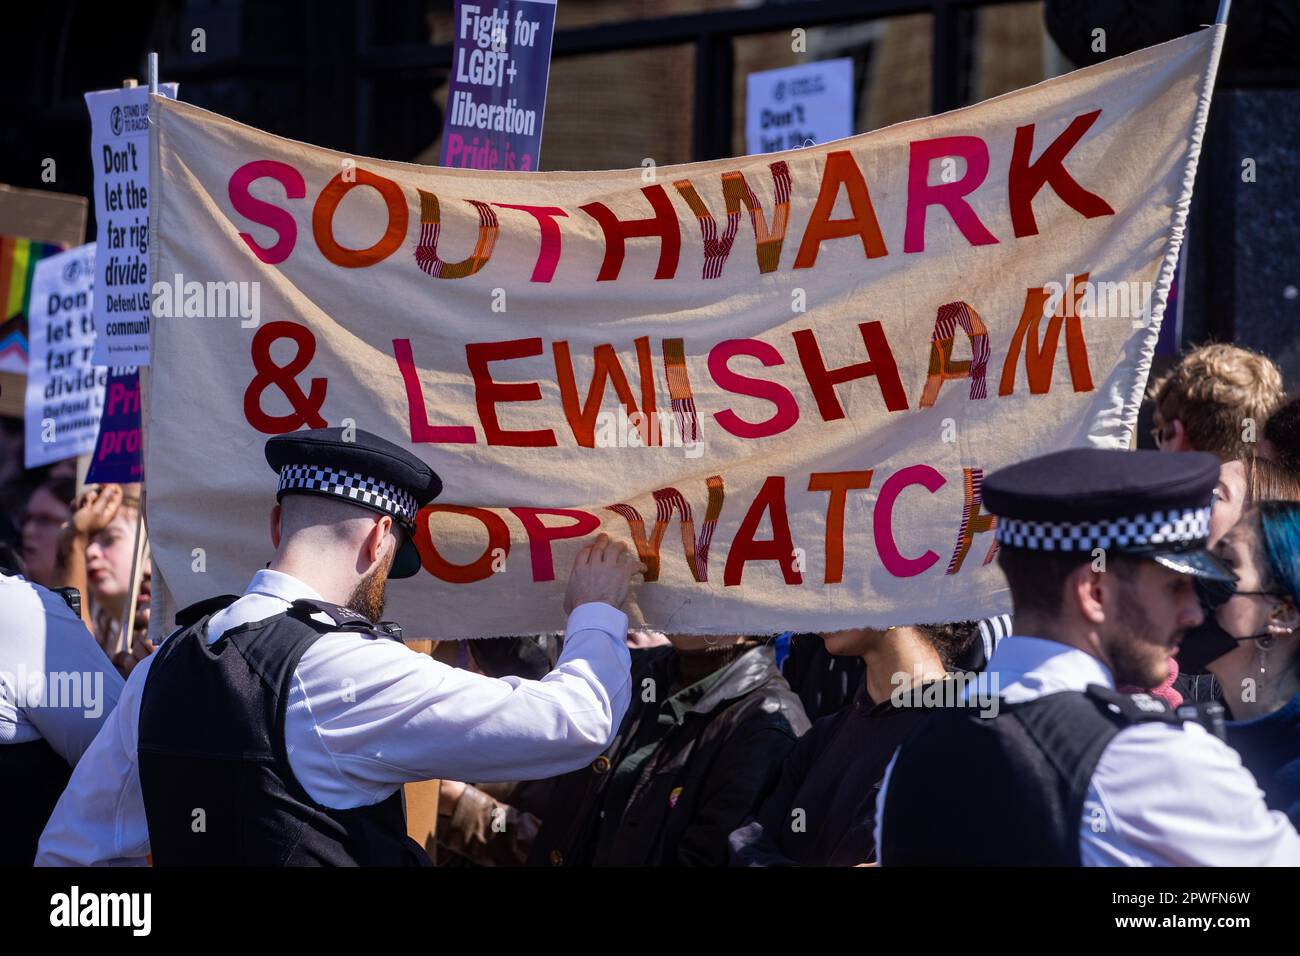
[4,341,1300,867]
[1,467,153,679]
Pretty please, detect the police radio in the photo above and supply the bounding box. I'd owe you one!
[53,586,82,619]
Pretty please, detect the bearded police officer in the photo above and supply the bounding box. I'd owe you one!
[875,448,1300,866]
[38,427,643,866]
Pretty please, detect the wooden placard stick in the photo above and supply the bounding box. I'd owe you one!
[117,492,148,656]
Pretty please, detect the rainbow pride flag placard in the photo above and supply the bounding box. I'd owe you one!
[0,235,64,374]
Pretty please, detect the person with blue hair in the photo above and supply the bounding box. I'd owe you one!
[1189,500,1300,824]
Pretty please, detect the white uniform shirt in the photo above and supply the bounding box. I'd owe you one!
[0,573,124,761]
[875,635,1300,866]
[37,569,631,866]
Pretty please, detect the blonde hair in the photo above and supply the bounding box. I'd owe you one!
[1149,344,1283,461]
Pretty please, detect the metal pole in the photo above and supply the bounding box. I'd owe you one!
[930,0,971,116]
[124,52,158,654]
[692,33,735,162]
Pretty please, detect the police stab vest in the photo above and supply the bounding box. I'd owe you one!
[137,595,428,866]
[879,685,1225,866]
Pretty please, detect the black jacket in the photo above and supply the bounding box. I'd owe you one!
[529,643,809,867]
[730,678,935,867]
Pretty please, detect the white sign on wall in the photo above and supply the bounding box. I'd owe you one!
[746,58,854,155]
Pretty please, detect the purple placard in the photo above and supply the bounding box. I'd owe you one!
[440,0,557,171]
[1155,229,1188,358]
[85,366,142,484]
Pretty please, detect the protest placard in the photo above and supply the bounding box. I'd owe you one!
[85,84,177,367]
[85,366,142,484]
[439,0,556,171]
[146,26,1224,637]
[0,183,88,415]
[23,243,105,468]
[0,237,63,381]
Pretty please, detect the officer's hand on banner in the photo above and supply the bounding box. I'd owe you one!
[563,533,646,614]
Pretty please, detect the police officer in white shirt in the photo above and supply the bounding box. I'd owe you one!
[1,571,124,865]
[875,448,1300,866]
[38,427,643,866]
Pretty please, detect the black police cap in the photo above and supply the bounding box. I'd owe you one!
[982,448,1233,582]
[264,427,441,579]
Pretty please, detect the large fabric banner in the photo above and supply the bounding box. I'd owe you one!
[147,27,1223,638]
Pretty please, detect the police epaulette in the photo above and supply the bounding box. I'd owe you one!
[1086,684,1181,723]
[287,598,379,631]
[1086,684,1227,740]
[174,594,241,627]
[286,600,405,642]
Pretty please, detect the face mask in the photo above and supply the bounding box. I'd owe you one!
[1194,574,1237,612]
[1176,574,1270,675]
[1176,617,1254,675]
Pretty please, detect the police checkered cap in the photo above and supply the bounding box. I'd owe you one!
[277,463,418,527]
[994,504,1212,553]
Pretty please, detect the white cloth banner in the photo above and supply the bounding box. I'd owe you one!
[147,28,1224,638]
[24,243,105,467]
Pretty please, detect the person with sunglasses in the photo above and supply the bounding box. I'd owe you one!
[1179,500,1300,825]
